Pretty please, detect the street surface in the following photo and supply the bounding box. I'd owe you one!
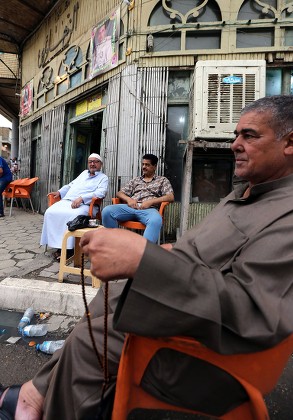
[0,309,77,387]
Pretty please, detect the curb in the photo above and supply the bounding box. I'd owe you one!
[0,278,98,317]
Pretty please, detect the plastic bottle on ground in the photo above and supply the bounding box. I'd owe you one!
[36,340,65,354]
[18,307,35,333]
[22,324,48,337]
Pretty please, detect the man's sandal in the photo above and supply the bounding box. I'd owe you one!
[0,384,21,420]
[52,250,61,261]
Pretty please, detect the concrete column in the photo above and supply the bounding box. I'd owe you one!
[180,142,193,237]
[11,116,19,159]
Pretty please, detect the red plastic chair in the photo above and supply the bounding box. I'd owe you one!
[3,177,38,216]
[111,198,169,243]
[112,333,293,420]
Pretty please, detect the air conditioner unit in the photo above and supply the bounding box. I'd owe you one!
[193,60,266,140]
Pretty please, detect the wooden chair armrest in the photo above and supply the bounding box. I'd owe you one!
[112,197,121,204]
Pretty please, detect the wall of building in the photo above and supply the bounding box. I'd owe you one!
[20,0,125,124]
[18,0,293,233]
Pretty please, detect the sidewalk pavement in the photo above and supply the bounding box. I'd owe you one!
[0,208,97,319]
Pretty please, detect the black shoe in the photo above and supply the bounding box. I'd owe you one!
[0,384,21,419]
[52,249,61,261]
[66,249,74,259]
[0,214,4,218]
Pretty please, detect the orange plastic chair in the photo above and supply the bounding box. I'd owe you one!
[112,333,293,420]
[3,177,38,216]
[47,193,103,220]
[2,180,20,213]
[111,198,169,243]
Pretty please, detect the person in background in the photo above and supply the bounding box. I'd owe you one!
[0,156,13,218]
[1,95,293,419]
[102,153,174,243]
[40,153,108,260]
[9,157,19,180]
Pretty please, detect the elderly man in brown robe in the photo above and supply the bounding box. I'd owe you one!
[1,95,293,420]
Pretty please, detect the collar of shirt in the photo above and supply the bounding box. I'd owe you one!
[140,174,157,182]
[231,173,293,202]
[87,170,102,177]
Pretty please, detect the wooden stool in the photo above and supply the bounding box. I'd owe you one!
[58,227,102,288]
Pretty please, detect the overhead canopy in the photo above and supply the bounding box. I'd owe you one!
[0,0,59,120]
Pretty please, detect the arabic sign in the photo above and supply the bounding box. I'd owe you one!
[76,94,102,116]
[20,80,33,118]
[90,8,120,79]
[222,76,243,84]
[38,1,79,68]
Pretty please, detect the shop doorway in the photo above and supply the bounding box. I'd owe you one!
[70,112,103,180]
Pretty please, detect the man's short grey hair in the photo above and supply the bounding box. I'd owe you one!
[241,95,293,140]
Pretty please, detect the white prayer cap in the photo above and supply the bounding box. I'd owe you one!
[88,153,102,163]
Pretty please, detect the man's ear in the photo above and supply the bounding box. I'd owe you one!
[284,131,293,156]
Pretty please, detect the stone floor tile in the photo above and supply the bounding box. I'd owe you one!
[0,260,17,269]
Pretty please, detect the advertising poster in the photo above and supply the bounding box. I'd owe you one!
[20,80,33,118]
[90,8,120,79]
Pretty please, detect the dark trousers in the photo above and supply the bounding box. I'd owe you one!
[32,281,126,420]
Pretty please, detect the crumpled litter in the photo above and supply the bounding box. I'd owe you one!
[6,336,22,344]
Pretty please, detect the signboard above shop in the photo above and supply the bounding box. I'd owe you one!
[76,94,103,116]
